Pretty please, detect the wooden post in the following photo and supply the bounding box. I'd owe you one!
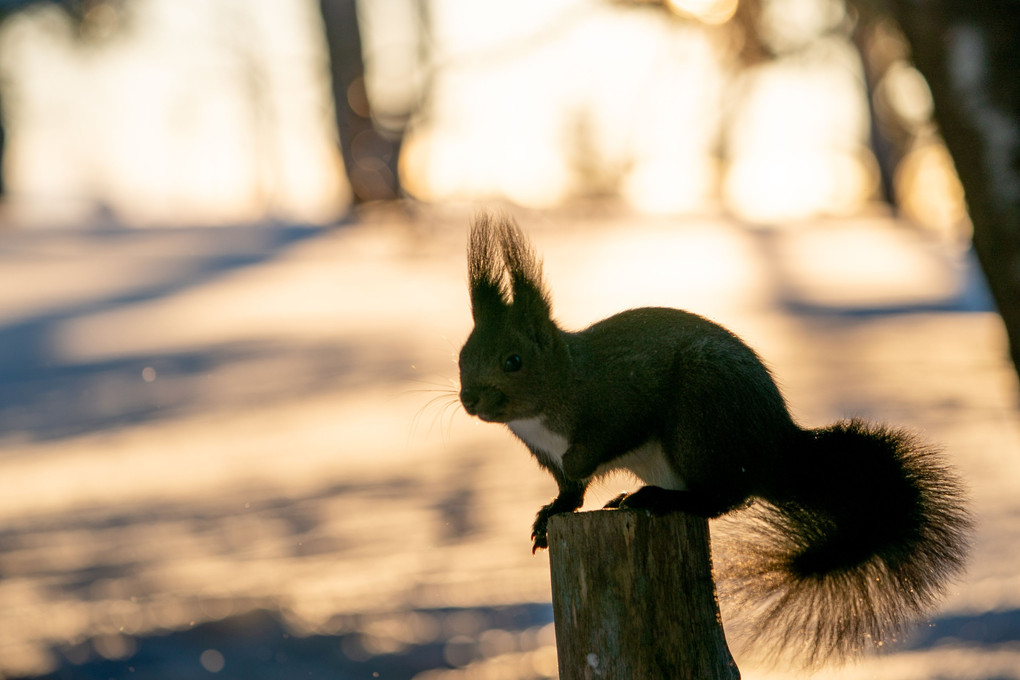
[547,510,739,680]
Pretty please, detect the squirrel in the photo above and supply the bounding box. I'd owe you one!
[457,212,971,665]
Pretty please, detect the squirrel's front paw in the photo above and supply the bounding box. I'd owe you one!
[530,490,585,553]
[531,512,551,553]
[531,501,565,553]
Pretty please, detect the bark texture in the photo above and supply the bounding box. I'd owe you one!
[547,510,739,680]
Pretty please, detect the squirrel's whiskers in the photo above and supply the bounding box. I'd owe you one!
[406,380,463,443]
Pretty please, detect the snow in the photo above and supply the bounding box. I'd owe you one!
[0,209,1016,679]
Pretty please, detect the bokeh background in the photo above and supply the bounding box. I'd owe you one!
[0,1,1018,678]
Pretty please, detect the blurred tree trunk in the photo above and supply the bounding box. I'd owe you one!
[318,0,402,205]
[883,0,1020,381]
[0,9,9,199]
[0,89,6,198]
[851,9,901,208]
[730,0,770,66]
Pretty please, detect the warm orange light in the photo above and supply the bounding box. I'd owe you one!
[896,141,971,240]
[723,150,875,222]
[665,0,739,25]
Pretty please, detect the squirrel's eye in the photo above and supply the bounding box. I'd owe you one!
[503,354,523,373]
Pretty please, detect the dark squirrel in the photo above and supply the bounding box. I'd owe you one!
[457,212,971,665]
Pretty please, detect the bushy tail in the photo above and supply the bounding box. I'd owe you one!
[716,419,971,667]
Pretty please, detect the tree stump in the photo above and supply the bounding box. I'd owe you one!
[547,509,739,680]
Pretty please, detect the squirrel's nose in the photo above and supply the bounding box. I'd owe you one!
[460,387,480,414]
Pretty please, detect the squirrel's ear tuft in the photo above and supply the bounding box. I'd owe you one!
[468,211,510,321]
[468,211,554,328]
[498,215,554,325]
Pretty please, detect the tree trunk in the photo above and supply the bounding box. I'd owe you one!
[318,0,402,205]
[884,0,1020,381]
[0,13,8,199]
[0,89,6,198]
[547,510,739,680]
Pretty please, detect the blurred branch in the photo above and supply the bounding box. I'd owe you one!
[0,0,122,35]
[0,0,49,13]
[0,88,5,198]
[849,4,903,207]
[729,0,771,65]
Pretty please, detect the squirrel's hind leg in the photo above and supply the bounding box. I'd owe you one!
[605,485,745,519]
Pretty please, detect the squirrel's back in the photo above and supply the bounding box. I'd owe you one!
[571,307,799,498]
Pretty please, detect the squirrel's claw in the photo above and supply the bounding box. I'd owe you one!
[531,489,584,553]
[531,503,558,553]
[531,516,550,553]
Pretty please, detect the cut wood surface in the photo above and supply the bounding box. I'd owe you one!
[547,509,739,680]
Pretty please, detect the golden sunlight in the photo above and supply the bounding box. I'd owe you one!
[0,2,1015,679]
[666,0,739,25]
[896,141,971,241]
[0,0,891,225]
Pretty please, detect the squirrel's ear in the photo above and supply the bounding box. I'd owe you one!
[509,276,553,327]
[468,211,555,334]
[468,212,510,321]
[499,216,556,336]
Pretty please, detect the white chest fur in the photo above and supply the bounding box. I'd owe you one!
[595,440,686,490]
[505,418,685,491]
[507,417,569,466]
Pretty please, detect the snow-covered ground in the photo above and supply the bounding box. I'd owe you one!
[0,207,1016,679]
